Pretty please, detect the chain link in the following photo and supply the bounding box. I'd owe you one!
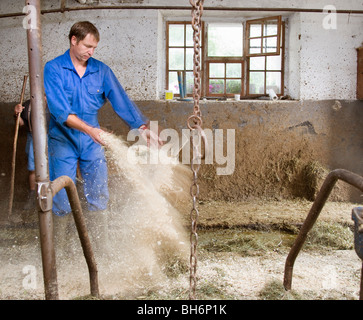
[189,0,204,300]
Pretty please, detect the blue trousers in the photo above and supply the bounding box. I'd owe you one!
[25,132,35,171]
[49,137,109,216]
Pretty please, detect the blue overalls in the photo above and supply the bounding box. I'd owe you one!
[44,49,146,216]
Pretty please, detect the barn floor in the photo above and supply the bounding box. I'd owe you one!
[0,198,361,300]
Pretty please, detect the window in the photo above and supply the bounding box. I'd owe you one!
[166,16,284,99]
[246,16,281,56]
[248,52,283,95]
[206,23,244,97]
[166,22,203,97]
[246,16,284,96]
[207,62,243,96]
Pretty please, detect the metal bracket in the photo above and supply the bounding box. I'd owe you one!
[37,181,53,212]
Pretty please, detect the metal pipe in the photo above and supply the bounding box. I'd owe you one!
[284,169,363,292]
[2,5,363,19]
[26,0,99,300]
[25,0,58,300]
[51,176,99,298]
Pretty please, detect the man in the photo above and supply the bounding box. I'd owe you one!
[14,100,36,210]
[44,21,161,219]
[14,96,49,211]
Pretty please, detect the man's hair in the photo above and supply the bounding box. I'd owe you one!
[68,21,100,44]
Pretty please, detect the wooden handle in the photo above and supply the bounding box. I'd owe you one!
[8,75,29,219]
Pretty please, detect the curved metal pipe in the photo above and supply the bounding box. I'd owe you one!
[284,169,363,292]
[51,175,99,298]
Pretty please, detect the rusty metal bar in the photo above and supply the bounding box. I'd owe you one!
[26,0,99,300]
[25,0,58,300]
[284,169,363,294]
[1,6,363,19]
[51,175,99,298]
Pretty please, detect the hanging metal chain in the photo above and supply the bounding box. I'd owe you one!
[188,0,204,301]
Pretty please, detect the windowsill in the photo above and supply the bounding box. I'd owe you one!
[161,98,297,103]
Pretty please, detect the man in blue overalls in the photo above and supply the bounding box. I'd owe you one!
[14,97,49,212]
[14,100,36,211]
[44,21,161,253]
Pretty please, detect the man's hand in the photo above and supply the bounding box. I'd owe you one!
[66,114,109,146]
[14,103,24,115]
[14,103,25,126]
[88,127,109,145]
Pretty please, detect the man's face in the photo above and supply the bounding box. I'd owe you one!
[71,33,98,63]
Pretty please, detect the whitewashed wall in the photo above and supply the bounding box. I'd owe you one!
[0,7,160,101]
[287,11,363,100]
[0,0,362,101]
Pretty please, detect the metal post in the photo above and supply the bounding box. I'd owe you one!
[25,0,58,300]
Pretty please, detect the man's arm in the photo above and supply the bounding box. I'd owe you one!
[44,62,76,127]
[66,114,106,145]
[103,67,147,129]
[103,67,163,147]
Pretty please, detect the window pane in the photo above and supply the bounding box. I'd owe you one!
[185,48,202,71]
[249,38,261,54]
[226,63,241,78]
[263,37,277,53]
[209,63,225,78]
[169,48,184,70]
[185,71,194,95]
[168,71,180,94]
[266,55,281,70]
[209,79,224,94]
[169,25,185,47]
[249,72,265,94]
[249,23,262,38]
[264,20,278,36]
[266,72,281,94]
[249,56,265,71]
[226,80,241,94]
[208,23,243,57]
[186,24,193,46]
[186,48,194,70]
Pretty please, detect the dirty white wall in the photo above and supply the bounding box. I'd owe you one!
[0,0,362,101]
[0,6,160,101]
[291,12,363,100]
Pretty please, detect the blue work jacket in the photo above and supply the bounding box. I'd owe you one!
[44,49,146,156]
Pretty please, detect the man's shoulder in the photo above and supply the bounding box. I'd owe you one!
[89,57,110,71]
[45,51,69,69]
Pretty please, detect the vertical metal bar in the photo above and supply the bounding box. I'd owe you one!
[25,0,58,300]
